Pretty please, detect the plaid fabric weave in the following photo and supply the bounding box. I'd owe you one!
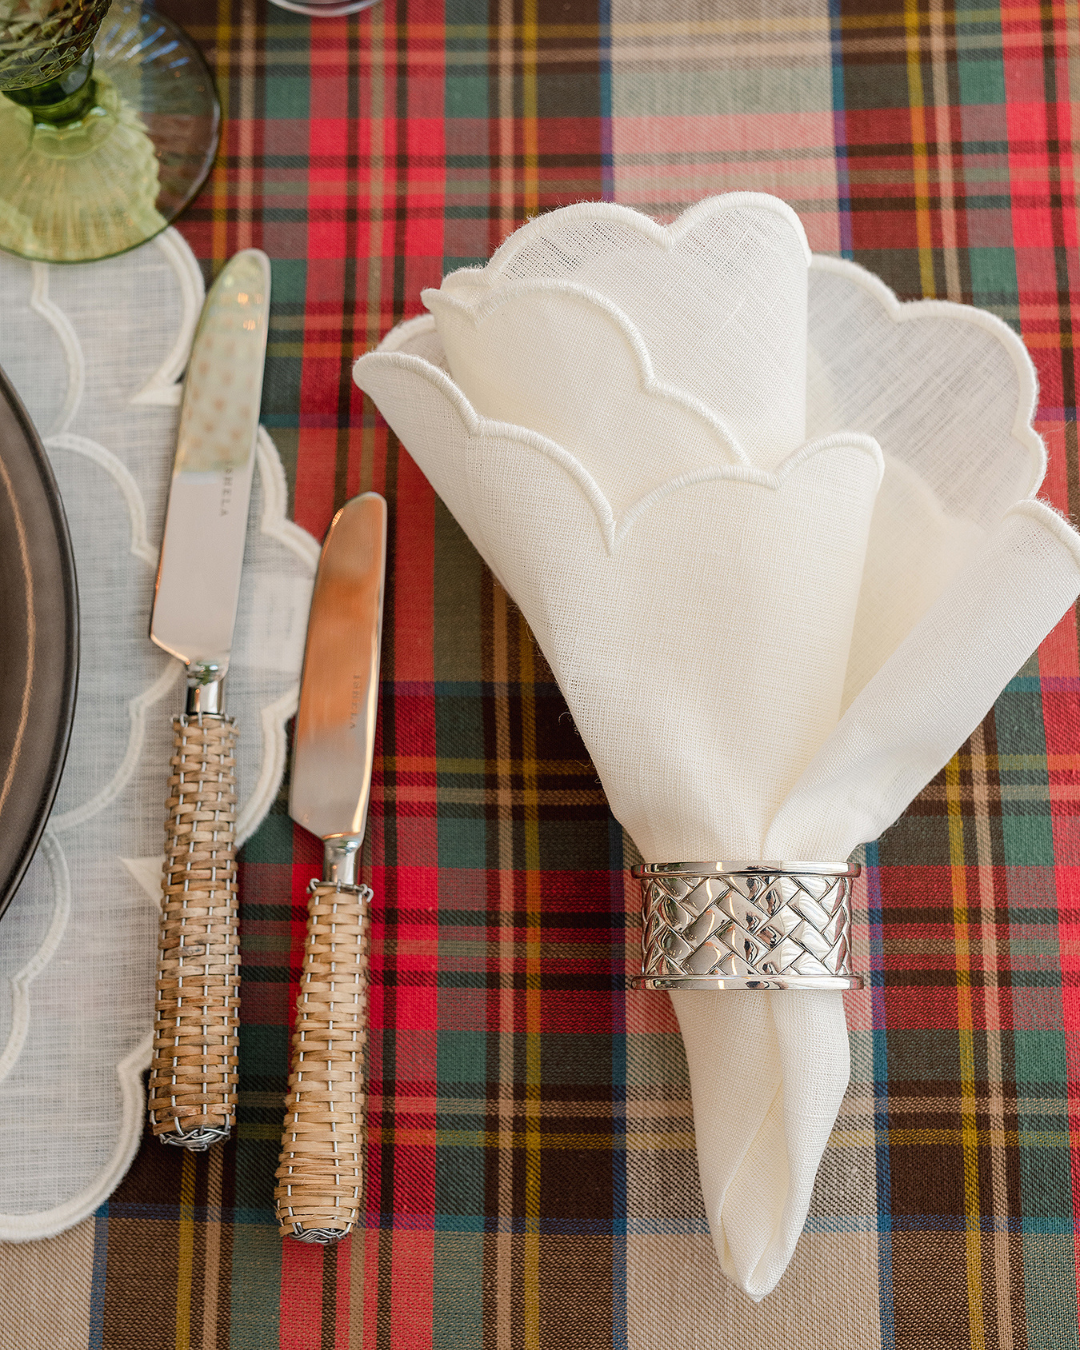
[2,0,1079,1346]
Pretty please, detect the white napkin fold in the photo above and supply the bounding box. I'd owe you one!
[354,193,1080,1300]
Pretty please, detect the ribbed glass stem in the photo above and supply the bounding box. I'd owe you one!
[5,46,96,124]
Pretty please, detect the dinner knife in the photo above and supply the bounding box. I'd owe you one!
[147,250,271,1150]
[274,491,386,1244]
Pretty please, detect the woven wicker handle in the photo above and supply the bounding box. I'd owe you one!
[148,714,240,1149]
[274,881,371,1243]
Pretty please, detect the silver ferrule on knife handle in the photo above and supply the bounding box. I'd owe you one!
[185,663,226,717]
[323,835,363,890]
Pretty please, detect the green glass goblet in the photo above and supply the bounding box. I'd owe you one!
[0,0,220,263]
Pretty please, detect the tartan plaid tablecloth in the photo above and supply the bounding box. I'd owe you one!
[4,0,1080,1346]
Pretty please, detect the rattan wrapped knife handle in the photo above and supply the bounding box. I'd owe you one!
[274,881,371,1242]
[148,713,240,1149]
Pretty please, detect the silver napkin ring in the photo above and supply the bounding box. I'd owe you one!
[632,860,863,991]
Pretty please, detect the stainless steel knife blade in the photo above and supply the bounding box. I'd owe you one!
[146,250,270,1152]
[289,491,387,870]
[151,249,271,699]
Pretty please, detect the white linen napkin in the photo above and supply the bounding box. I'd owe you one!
[353,193,1080,1300]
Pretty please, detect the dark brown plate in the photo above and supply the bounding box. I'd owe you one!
[0,364,78,920]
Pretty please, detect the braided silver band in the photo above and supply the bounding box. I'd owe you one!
[632,860,863,991]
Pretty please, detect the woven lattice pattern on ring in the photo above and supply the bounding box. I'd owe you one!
[640,867,855,981]
[148,714,239,1145]
[274,881,371,1242]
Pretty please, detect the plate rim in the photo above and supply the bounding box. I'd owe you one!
[0,363,79,920]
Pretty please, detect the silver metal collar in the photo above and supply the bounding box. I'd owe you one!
[632,860,863,991]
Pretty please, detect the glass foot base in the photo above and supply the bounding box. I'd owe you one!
[0,2,219,263]
[269,0,380,13]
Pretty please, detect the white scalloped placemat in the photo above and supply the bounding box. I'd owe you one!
[0,229,317,1239]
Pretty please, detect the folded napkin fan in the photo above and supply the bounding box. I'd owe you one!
[354,194,1080,1300]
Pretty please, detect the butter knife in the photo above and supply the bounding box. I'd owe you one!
[274,491,387,1243]
[147,250,271,1149]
